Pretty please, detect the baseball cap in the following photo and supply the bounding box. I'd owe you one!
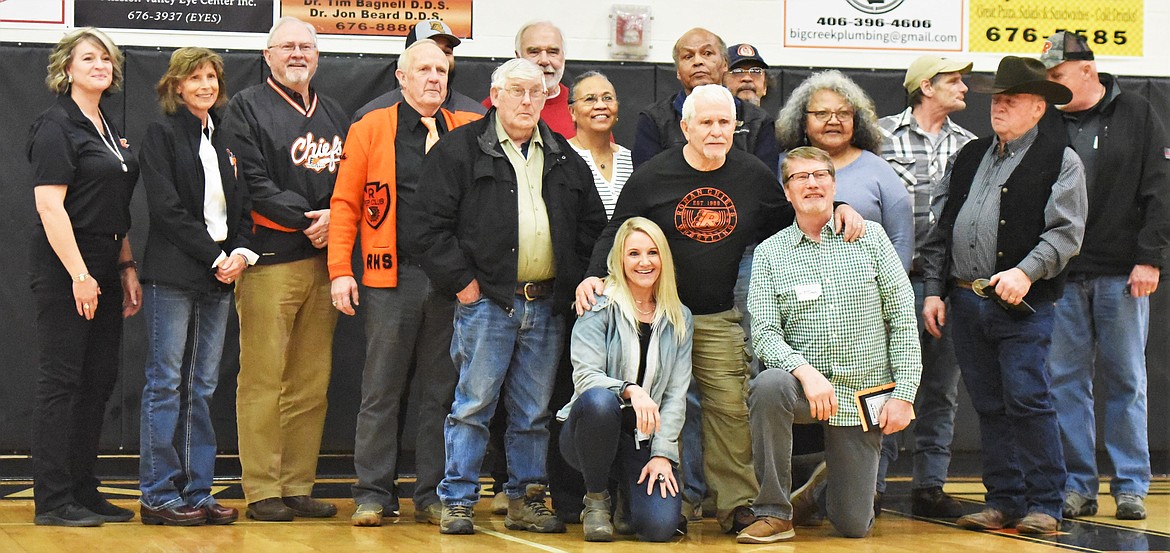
[904,55,973,93]
[727,43,768,69]
[405,19,461,48]
[1040,31,1094,69]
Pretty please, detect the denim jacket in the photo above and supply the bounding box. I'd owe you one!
[556,293,693,464]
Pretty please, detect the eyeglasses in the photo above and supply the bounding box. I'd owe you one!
[269,42,317,54]
[784,169,833,184]
[806,109,854,122]
[730,67,765,75]
[501,86,548,99]
[570,94,616,105]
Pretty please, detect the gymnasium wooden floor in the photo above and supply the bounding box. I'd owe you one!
[1,476,1167,552]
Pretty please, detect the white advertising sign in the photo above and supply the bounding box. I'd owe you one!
[784,0,965,52]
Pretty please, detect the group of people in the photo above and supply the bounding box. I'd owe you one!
[25,13,1164,548]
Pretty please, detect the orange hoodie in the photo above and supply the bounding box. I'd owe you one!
[328,103,482,287]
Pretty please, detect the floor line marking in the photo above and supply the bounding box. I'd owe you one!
[476,525,571,553]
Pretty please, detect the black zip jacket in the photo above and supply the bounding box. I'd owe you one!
[404,109,607,314]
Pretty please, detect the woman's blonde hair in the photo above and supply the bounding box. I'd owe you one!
[605,217,688,343]
[156,47,227,115]
[45,27,124,95]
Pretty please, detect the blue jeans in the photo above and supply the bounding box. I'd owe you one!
[560,388,681,542]
[878,277,960,492]
[438,295,563,506]
[1048,275,1150,498]
[352,265,456,511]
[139,283,232,509]
[949,289,1065,520]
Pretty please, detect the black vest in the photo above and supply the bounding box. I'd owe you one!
[939,130,1068,303]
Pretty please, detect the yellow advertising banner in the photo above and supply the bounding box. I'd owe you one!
[282,0,472,38]
[969,0,1142,56]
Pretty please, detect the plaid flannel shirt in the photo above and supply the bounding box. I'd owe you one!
[878,108,977,267]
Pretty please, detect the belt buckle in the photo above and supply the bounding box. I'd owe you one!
[523,282,536,301]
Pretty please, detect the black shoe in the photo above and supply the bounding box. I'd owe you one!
[34,503,104,527]
[874,491,883,518]
[727,505,757,534]
[911,486,964,518]
[80,496,135,523]
[247,498,295,522]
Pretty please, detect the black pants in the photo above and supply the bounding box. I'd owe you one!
[30,235,123,513]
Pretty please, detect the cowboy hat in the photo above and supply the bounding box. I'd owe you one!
[973,56,1072,104]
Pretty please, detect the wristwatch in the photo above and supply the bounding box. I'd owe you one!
[117,259,138,272]
[73,272,91,283]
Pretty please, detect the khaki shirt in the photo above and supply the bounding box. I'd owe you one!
[496,116,555,281]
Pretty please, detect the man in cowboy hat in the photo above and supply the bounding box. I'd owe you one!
[920,56,1087,534]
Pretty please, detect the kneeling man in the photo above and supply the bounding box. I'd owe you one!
[740,147,920,542]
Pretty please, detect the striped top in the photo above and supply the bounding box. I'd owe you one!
[571,143,633,220]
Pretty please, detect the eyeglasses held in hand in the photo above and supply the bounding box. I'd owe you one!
[784,169,833,184]
[806,109,855,122]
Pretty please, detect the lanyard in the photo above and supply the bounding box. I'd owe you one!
[96,110,128,173]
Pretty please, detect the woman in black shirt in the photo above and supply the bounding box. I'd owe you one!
[26,27,141,527]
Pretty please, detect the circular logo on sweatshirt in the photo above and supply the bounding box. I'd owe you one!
[675,187,737,243]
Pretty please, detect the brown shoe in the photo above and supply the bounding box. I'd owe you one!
[140,504,207,526]
[736,516,795,544]
[246,498,295,522]
[1015,512,1059,534]
[202,503,239,525]
[282,495,337,518]
[956,507,1017,530]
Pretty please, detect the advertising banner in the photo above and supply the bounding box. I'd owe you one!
[280,0,471,38]
[784,0,964,52]
[75,0,275,33]
[0,0,65,24]
[969,0,1143,56]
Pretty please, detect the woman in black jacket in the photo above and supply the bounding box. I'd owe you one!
[136,47,254,526]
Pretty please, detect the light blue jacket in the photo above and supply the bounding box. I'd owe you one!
[556,294,693,464]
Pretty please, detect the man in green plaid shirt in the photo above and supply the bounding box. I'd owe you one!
[736,147,920,543]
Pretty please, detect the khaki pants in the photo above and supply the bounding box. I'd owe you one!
[235,255,338,503]
[692,309,759,531]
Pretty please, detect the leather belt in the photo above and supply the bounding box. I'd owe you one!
[516,280,554,301]
[952,279,975,290]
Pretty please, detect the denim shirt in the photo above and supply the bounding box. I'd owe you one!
[556,293,693,464]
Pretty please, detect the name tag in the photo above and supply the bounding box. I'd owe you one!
[794,283,822,302]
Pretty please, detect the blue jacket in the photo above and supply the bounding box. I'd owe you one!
[556,293,693,464]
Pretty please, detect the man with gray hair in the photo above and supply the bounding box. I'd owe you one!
[921,56,1087,535]
[406,58,606,535]
[353,19,485,122]
[328,39,482,528]
[577,84,864,535]
[220,16,348,523]
[480,21,574,137]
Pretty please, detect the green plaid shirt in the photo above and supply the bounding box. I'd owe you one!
[748,219,921,426]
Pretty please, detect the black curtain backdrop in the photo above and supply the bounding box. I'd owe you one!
[2,42,1167,476]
